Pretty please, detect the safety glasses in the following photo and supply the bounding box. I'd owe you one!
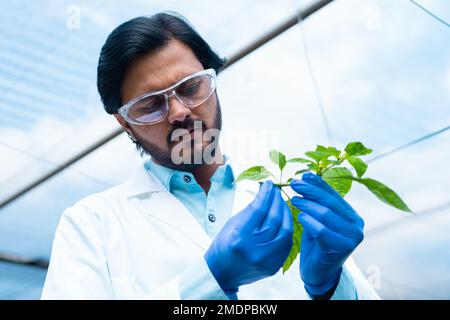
[118,68,216,125]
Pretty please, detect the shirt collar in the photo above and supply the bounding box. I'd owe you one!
[144,154,235,192]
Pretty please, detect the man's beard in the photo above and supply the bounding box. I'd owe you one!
[130,95,222,172]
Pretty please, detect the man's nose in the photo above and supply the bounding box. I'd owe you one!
[166,95,191,124]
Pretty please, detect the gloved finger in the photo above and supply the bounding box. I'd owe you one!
[302,172,354,211]
[291,196,359,237]
[280,197,294,238]
[273,194,294,242]
[266,198,294,258]
[290,179,363,226]
[256,187,285,240]
[299,227,314,254]
[297,212,350,251]
[241,180,275,233]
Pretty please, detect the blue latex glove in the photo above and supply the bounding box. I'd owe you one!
[205,180,293,294]
[290,172,365,298]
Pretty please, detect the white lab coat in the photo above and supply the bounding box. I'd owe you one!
[41,161,380,300]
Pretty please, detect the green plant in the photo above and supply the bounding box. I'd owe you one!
[236,142,412,272]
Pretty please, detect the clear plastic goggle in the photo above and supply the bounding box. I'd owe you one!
[118,68,216,125]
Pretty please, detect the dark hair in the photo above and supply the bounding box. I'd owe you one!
[97,12,226,114]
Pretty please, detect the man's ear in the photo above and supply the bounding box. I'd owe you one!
[114,114,136,141]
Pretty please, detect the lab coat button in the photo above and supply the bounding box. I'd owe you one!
[183,175,191,183]
[208,213,216,223]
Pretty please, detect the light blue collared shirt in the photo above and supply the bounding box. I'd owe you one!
[144,156,359,300]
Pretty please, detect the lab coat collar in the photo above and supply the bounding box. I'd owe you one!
[123,158,260,211]
[123,160,166,197]
[122,161,211,249]
[121,157,258,249]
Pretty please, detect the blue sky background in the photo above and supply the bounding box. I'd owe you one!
[0,0,449,299]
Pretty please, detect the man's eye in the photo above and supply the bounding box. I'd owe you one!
[134,96,163,112]
[178,82,200,95]
[140,104,160,112]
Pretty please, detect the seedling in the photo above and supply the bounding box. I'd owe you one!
[236,141,412,272]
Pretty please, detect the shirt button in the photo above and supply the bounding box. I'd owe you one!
[208,213,216,223]
[183,175,191,183]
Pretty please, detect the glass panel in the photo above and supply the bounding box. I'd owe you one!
[0,0,311,203]
[218,0,450,299]
[1,0,449,299]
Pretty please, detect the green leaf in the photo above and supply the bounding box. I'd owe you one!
[322,167,353,197]
[305,145,341,162]
[236,166,273,183]
[316,145,341,158]
[322,159,340,166]
[351,177,412,212]
[283,199,303,273]
[307,162,318,172]
[347,156,368,178]
[269,150,287,171]
[287,157,313,164]
[305,151,329,162]
[344,142,373,157]
[295,169,311,175]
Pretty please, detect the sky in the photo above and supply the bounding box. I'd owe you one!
[0,0,449,299]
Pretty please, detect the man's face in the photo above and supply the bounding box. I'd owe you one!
[116,40,222,171]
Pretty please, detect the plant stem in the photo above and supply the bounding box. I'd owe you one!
[320,158,344,176]
[273,183,291,187]
[320,163,336,176]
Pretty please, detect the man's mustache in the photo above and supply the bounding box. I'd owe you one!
[167,118,207,146]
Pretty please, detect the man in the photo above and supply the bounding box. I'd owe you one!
[42,12,379,300]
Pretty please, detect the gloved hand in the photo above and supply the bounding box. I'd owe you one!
[204,180,293,294]
[290,172,365,298]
